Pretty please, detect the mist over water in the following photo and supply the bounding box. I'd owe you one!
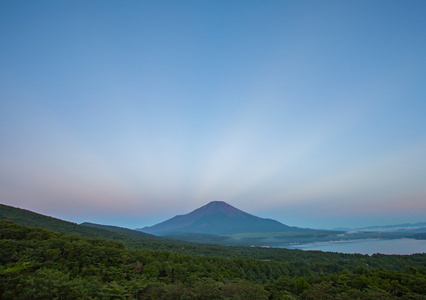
[283,238,426,255]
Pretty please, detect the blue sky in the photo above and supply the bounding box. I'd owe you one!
[1,0,425,229]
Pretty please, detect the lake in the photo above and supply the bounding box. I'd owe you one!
[282,238,426,255]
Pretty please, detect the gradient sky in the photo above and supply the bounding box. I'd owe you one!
[1,0,425,230]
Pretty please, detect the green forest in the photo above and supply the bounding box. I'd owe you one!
[1,219,425,299]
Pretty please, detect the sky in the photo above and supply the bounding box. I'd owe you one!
[1,0,425,230]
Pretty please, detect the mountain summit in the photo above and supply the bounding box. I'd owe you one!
[138,201,297,235]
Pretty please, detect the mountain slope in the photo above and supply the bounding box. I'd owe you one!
[138,201,304,235]
[80,222,161,239]
[0,203,161,245]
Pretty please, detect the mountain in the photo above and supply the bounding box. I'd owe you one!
[138,201,304,236]
[80,222,163,240]
[0,203,164,247]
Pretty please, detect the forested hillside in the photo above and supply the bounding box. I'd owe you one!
[0,204,192,252]
[1,220,425,299]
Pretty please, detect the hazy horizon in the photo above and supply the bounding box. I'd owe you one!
[2,200,425,231]
[1,1,425,230]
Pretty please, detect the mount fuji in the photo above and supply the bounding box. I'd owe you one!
[137,201,304,236]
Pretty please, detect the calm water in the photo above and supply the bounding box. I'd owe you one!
[283,238,426,255]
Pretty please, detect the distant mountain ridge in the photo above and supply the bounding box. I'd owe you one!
[137,201,304,236]
[335,222,426,233]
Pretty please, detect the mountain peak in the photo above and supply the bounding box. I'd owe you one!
[194,201,253,218]
[203,201,230,208]
[138,201,294,236]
